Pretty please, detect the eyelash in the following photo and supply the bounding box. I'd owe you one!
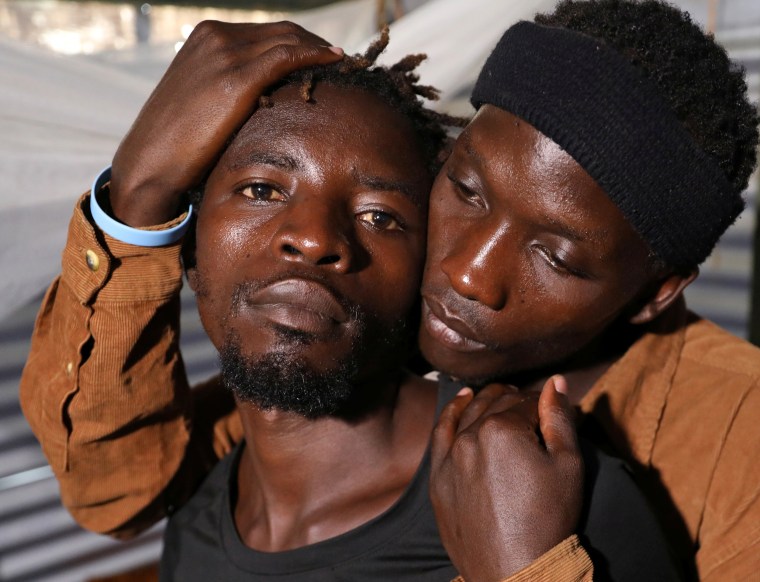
[447,171,484,207]
[237,182,286,202]
[533,245,587,279]
[237,182,405,232]
[356,210,405,232]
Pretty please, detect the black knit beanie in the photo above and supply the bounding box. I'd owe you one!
[471,21,744,271]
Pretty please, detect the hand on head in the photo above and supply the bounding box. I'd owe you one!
[109,21,343,227]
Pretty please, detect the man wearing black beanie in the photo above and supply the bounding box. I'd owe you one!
[424,2,759,580]
[21,1,760,581]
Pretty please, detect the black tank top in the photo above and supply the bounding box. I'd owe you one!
[160,376,679,581]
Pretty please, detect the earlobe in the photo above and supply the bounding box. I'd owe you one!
[186,266,199,293]
[629,269,698,324]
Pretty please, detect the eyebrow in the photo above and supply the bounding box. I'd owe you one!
[459,134,487,167]
[227,151,424,206]
[227,151,303,173]
[353,170,424,208]
[545,218,588,243]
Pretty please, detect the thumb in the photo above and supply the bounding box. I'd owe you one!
[430,388,474,473]
[538,375,579,456]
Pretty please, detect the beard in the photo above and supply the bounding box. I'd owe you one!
[219,330,361,419]
[219,299,414,420]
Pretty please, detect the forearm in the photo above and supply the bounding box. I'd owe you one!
[20,193,193,536]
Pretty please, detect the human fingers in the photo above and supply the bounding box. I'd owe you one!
[538,375,580,456]
[239,19,334,48]
[430,388,474,473]
[186,20,343,74]
[245,39,343,90]
[456,383,519,433]
[109,21,343,226]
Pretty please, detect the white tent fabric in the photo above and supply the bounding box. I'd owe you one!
[1,0,557,320]
[0,37,154,319]
[2,0,742,320]
[367,0,558,109]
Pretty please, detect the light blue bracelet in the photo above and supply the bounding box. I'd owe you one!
[90,166,193,247]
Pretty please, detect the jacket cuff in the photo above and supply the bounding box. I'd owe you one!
[61,192,185,304]
[500,535,594,582]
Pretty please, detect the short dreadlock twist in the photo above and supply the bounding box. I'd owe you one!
[261,26,468,174]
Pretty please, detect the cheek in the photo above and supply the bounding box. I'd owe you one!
[522,277,630,346]
[423,196,464,282]
[371,240,426,318]
[426,182,451,247]
[193,207,271,345]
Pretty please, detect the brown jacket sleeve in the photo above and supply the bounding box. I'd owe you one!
[697,381,760,581]
[451,535,594,582]
[19,193,242,538]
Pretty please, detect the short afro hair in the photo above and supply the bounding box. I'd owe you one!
[536,0,759,196]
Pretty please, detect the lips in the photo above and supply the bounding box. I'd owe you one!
[421,296,489,352]
[245,279,349,335]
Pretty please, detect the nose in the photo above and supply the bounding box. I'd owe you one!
[271,196,354,273]
[439,222,509,311]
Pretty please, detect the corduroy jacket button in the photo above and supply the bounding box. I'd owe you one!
[85,249,100,272]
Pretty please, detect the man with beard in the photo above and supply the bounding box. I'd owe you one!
[21,0,760,580]
[20,22,677,582]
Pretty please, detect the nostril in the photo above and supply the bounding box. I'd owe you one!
[316,254,341,265]
[282,244,301,256]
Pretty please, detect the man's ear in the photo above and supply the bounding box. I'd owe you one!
[186,265,200,293]
[629,269,698,325]
[181,223,199,293]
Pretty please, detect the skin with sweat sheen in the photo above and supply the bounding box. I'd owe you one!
[419,106,665,388]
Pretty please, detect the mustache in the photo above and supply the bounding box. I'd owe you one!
[230,271,363,322]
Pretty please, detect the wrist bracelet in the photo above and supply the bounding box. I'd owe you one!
[89,166,193,247]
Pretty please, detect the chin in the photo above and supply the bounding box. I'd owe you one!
[220,340,360,419]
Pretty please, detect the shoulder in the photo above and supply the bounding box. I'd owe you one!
[679,313,760,384]
[666,313,760,443]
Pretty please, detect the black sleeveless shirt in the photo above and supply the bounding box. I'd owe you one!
[160,376,679,581]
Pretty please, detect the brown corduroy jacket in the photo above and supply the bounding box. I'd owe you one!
[20,194,760,581]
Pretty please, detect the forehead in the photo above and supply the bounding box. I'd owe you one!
[221,82,429,179]
[457,106,643,249]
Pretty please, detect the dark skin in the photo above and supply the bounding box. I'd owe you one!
[423,106,696,581]
[190,82,440,549]
[106,19,688,581]
[420,106,695,391]
[431,378,581,580]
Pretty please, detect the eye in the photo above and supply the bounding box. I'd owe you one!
[446,170,484,208]
[238,182,286,202]
[533,244,587,279]
[357,210,403,231]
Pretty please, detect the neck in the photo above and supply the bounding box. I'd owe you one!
[233,369,438,552]
[504,321,645,405]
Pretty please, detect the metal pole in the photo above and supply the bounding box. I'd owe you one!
[750,169,760,345]
[707,0,719,33]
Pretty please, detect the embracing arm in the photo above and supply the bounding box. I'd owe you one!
[434,377,683,582]
[697,382,760,580]
[20,20,343,538]
[19,196,240,538]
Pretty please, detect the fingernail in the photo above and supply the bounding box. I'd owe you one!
[457,387,473,397]
[552,375,569,395]
[328,46,344,55]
